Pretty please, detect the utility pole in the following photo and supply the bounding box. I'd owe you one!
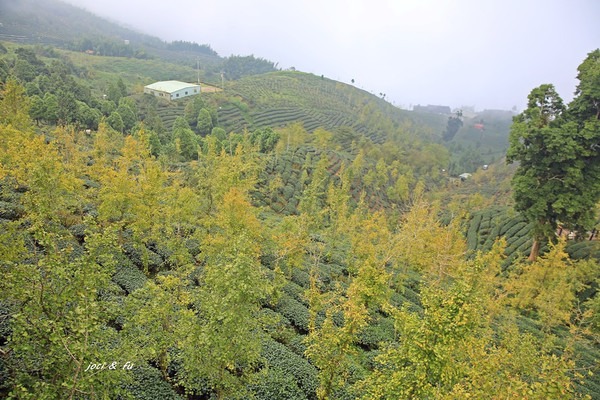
[220,71,225,90]
[197,58,200,84]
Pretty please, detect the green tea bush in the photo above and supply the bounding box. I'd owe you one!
[68,223,88,243]
[122,242,163,273]
[0,200,24,220]
[567,241,600,260]
[357,317,395,350]
[261,338,318,399]
[120,365,183,400]
[288,334,309,357]
[248,366,307,400]
[259,308,295,343]
[283,184,295,200]
[467,213,482,249]
[273,294,311,333]
[112,255,148,294]
[291,267,311,288]
[504,221,527,240]
[499,216,525,236]
[283,281,307,305]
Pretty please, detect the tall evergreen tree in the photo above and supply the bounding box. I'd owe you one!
[507,51,600,260]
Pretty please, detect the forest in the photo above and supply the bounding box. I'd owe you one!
[0,2,600,398]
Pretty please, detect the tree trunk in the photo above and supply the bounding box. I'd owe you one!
[528,237,541,261]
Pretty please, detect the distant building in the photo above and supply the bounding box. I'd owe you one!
[413,104,452,114]
[479,109,516,117]
[144,81,201,101]
[459,173,472,181]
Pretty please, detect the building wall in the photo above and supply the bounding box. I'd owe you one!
[143,85,200,101]
[144,88,171,100]
[171,86,201,100]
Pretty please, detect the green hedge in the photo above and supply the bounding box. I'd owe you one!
[288,334,309,357]
[122,242,164,273]
[68,223,88,243]
[261,338,318,400]
[247,366,307,400]
[259,308,295,343]
[112,254,148,294]
[0,200,25,220]
[499,216,525,237]
[120,365,183,400]
[291,268,311,288]
[504,221,527,241]
[273,294,311,333]
[357,317,395,350]
[283,281,307,305]
[566,241,600,260]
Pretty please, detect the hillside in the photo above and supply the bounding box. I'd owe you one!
[1,11,600,400]
[225,71,446,139]
[0,0,222,66]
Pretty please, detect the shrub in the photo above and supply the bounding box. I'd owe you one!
[284,202,297,215]
[259,308,295,343]
[288,334,309,357]
[318,262,344,282]
[567,241,600,260]
[283,282,307,304]
[120,365,183,400]
[69,223,88,243]
[357,317,395,350]
[184,238,201,257]
[273,295,311,333]
[400,287,422,310]
[504,221,527,240]
[287,197,299,211]
[0,201,24,220]
[466,217,482,248]
[291,268,311,288]
[283,184,295,200]
[122,242,163,273]
[499,216,525,236]
[248,366,307,400]
[261,338,318,399]
[112,255,148,294]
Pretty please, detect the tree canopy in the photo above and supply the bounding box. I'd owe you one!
[507,50,600,260]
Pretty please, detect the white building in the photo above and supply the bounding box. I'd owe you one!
[459,173,472,181]
[144,80,201,101]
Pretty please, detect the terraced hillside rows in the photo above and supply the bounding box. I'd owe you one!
[465,206,600,267]
[228,71,446,140]
[230,71,359,111]
[251,108,324,132]
[217,105,389,147]
[156,104,186,131]
[218,105,250,133]
[148,70,447,150]
[252,146,397,215]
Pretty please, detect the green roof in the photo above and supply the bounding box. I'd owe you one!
[144,80,200,93]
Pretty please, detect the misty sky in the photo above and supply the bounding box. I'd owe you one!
[63,0,599,111]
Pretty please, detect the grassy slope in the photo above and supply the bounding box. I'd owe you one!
[0,0,160,46]
[63,49,199,92]
[0,0,222,66]
[216,71,448,149]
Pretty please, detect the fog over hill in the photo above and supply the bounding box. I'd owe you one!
[59,0,600,111]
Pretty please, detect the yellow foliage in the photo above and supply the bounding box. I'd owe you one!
[396,199,467,282]
[506,239,598,329]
